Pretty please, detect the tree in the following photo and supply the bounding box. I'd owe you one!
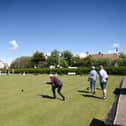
[71,56,81,67]
[62,50,73,66]
[10,56,32,68]
[119,52,126,58]
[31,51,45,67]
[81,56,92,67]
[116,58,126,66]
[48,49,61,66]
[59,58,68,67]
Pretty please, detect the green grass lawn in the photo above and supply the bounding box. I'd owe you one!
[0,74,124,126]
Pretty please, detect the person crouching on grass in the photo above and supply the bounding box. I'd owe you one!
[46,74,65,101]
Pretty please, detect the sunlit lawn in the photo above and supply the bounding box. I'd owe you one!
[0,74,124,126]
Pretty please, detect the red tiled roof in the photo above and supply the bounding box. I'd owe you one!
[90,53,119,60]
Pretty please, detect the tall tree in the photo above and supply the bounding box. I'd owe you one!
[62,50,73,66]
[10,56,32,68]
[31,51,45,67]
[48,49,61,66]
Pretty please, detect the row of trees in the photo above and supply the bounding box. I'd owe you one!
[10,50,126,68]
[10,50,73,68]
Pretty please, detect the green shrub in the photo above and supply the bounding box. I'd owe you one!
[8,66,126,75]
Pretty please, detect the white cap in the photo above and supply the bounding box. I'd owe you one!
[92,66,95,69]
[49,74,53,77]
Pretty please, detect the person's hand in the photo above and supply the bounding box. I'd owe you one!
[46,81,52,84]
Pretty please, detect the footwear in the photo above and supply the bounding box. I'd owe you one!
[62,97,65,101]
[93,91,96,95]
[53,96,56,99]
[103,96,107,100]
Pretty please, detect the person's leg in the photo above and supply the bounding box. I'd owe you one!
[102,83,107,99]
[103,89,107,98]
[92,80,96,94]
[52,85,56,98]
[90,80,95,94]
[57,85,65,101]
[100,82,104,99]
[90,80,93,93]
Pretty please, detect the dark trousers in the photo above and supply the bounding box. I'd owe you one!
[51,84,65,100]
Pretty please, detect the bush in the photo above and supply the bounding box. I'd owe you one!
[8,66,126,75]
[106,66,126,75]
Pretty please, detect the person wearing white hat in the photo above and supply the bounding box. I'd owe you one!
[46,73,65,101]
[88,66,98,94]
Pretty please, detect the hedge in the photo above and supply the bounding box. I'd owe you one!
[1,66,126,75]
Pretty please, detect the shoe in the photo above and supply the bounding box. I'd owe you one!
[53,96,56,99]
[93,91,95,95]
[62,97,65,101]
[103,96,107,100]
[87,87,90,90]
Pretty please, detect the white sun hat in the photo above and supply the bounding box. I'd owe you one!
[49,74,54,77]
[92,66,95,69]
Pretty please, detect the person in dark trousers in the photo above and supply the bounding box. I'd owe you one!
[99,65,109,100]
[46,74,65,101]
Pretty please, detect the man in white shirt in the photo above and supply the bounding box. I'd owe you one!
[99,65,109,99]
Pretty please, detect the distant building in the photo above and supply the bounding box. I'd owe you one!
[90,53,119,61]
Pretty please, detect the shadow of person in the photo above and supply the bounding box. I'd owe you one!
[81,94,102,99]
[40,94,55,99]
[77,90,90,93]
[78,89,102,100]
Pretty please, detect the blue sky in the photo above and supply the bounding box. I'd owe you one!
[0,0,126,64]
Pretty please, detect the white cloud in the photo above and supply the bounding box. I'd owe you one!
[9,40,19,50]
[46,52,51,56]
[79,52,87,58]
[113,43,119,48]
[107,50,114,54]
[112,43,120,53]
[107,43,120,54]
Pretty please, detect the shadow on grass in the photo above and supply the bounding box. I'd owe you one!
[96,87,101,90]
[40,94,63,101]
[78,86,101,94]
[89,118,105,126]
[40,94,55,99]
[78,90,102,99]
[81,94,102,99]
[78,90,90,93]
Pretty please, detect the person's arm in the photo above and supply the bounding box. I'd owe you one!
[88,72,91,81]
[46,77,54,84]
[46,81,52,84]
[96,71,98,80]
[105,71,109,80]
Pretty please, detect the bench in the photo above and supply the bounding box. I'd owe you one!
[105,78,126,126]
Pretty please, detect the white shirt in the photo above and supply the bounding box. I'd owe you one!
[89,69,98,81]
[99,69,108,82]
